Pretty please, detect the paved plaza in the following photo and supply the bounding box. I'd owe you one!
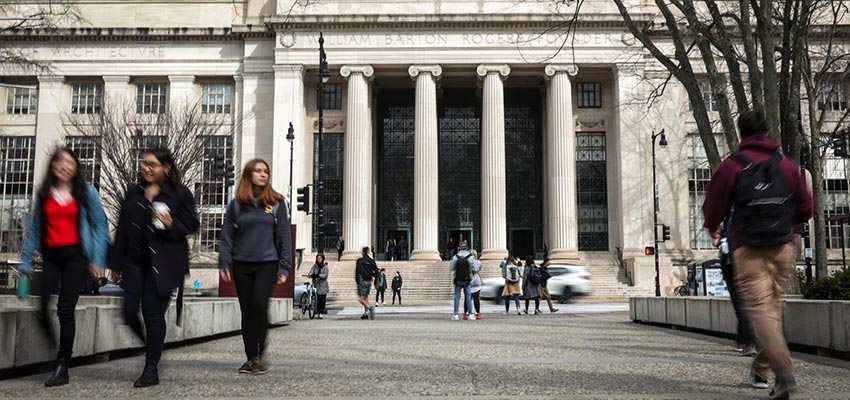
[2,303,849,399]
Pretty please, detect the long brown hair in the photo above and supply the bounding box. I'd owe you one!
[235,159,285,206]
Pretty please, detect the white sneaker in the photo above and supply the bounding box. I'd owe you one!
[382,302,386,305]
[452,314,459,321]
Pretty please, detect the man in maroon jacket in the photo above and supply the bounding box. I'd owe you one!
[703,108,813,399]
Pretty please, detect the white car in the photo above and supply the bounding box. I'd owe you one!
[479,264,592,303]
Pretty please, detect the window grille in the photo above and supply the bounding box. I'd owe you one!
[71,83,102,114]
[576,83,602,108]
[136,83,168,114]
[6,86,37,114]
[201,83,232,114]
[0,136,35,253]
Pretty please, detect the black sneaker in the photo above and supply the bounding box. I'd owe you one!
[769,379,798,400]
[239,360,255,374]
[751,373,769,389]
[252,357,269,375]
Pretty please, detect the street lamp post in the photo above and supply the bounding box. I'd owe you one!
[316,32,330,255]
[286,122,295,219]
[651,129,668,297]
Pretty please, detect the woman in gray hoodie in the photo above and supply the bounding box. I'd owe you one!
[309,254,329,319]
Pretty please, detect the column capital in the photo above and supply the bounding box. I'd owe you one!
[476,64,511,80]
[233,75,244,84]
[167,75,195,84]
[102,75,131,84]
[273,64,305,78]
[340,65,374,79]
[544,64,579,78]
[408,64,442,80]
[37,75,64,84]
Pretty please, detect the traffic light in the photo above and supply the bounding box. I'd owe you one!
[224,163,235,187]
[211,153,224,179]
[644,246,655,256]
[296,185,310,214]
[662,225,671,242]
[833,131,849,158]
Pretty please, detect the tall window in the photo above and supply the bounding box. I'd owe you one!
[136,83,168,114]
[313,133,344,251]
[576,83,602,108]
[576,132,608,251]
[818,81,849,111]
[0,136,35,253]
[319,83,343,110]
[71,83,102,114]
[688,135,716,249]
[197,135,233,252]
[201,83,232,114]
[65,136,102,189]
[6,86,37,114]
[690,79,718,112]
[824,147,850,249]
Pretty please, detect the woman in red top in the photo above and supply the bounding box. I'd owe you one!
[17,148,109,387]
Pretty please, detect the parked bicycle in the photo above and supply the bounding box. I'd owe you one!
[674,280,691,296]
[299,276,318,320]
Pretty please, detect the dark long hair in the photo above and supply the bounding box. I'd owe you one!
[37,147,91,216]
[143,147,181,187]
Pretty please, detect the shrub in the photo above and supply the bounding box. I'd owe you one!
[802,267,850,300]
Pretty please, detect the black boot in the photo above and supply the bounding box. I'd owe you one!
[133,359,159,388]
[44,358,69,387]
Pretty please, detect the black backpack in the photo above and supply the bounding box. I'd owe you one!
[731,152,794,247]
[454,254,471,285]
[528,266,544,285]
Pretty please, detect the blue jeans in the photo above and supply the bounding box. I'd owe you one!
[453,283,472,315]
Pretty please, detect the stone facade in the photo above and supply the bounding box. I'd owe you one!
[1,0,847,281]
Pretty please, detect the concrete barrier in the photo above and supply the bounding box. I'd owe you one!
[0,295,292,371]
[630,297,850,356]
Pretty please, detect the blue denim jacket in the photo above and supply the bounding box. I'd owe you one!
[19,184,110,273]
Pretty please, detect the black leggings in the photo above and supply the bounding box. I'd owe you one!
[317,294,327,314]
[376,288,385,303]
[525,298,541,312]
[40,245,88,360]
[392,289,402,304]
[464,291,481,314]
[123,266,171,362]
[232,261,278,360]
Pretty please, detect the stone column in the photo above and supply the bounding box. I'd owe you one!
[340,65,374,260]
[272,65,309,251]
[544,64,580,262]
[408,65,443,262]
[476,64,510,261]
[33,76,64,183]
[167,75,195,107]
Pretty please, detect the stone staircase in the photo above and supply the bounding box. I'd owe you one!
[310,258,652,301]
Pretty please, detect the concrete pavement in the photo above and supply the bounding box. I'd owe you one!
[1,305,849,399]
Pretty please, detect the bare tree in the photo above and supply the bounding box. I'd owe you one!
[62,96,239,227]
[0,1,82,71]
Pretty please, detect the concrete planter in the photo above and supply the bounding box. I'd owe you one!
[630,297,850,356]
[0,295,292,371]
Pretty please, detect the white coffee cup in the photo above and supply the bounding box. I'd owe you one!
[152,202,171,230]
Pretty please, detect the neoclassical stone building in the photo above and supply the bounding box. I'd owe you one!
[1,1,848,290]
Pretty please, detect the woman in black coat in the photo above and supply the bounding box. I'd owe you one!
[109,147,199,388]
[391,271,403,305]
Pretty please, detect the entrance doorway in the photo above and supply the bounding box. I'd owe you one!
[383,229,410,261]
[447,228,473,258]
[510,229,535,260]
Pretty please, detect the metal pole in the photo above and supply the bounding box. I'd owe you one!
[652,134,660,297]
[317,33,326,255]
[841,218,847,269]
[288,139,294,219]
[799,143,813,283]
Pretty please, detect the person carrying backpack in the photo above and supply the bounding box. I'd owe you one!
[501,256,522,314]
[703,108,813,399]
[521,256,542,314]
[450,242,480,320]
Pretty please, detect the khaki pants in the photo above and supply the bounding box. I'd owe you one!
[541,287,555,311]
[732,241,796,382]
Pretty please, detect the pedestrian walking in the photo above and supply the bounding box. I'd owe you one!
[218,158,292,375]
[522,256,542,315]
[109,147,200,387]
[398,236,408,261]
[501,256,522,314]
[539,259,559,313]
[336,236,344,261]
[450,242,480,320]
[385,236,396,261]
[309,254,329,319]
[703,108,813,398]
[374,268,388,306]
[391,271,403,305]
[16,147,109,387]
[355,246,379,319]
[445,237,455,260]
[465,249,483,320]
